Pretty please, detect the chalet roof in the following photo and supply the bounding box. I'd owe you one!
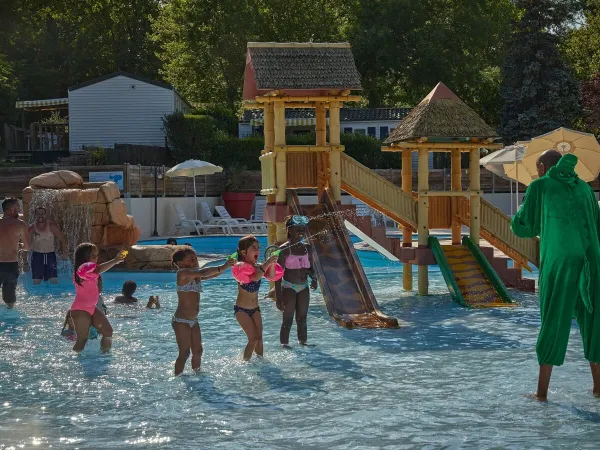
[385,82,497,143]
[246,42,362,92]
[242,107,411,123]
[69,71,174,92]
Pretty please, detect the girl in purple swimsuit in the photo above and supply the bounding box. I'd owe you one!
[233,236,278,361]
[275,216,317,347]
[172,248,233,375]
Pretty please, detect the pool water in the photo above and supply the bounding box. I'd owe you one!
[1,239,598,449]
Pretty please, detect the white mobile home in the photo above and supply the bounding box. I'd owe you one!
[68,72,191,151]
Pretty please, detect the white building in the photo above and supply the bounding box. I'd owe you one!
[68,72,191,151]
[239,107,433,168]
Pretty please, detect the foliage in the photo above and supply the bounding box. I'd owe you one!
[85,147,107,165]
[0,53,18,130]
[581,74,600,134]
[193,105,239,136]
[163,113,218,162]
[224,164,248,192]
[499,0,581,142]
[40,111,68,125]
[564,0,600,80]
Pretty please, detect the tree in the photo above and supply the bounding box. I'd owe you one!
[581,74,600,134]
[347,0,517,126]
[499,0,581,142]
[564,0,600,80]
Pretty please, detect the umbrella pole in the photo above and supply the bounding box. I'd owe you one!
[515,162,519,211]
[510,179,513,216]
[193,176,198,220]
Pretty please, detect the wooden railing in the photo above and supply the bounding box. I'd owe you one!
[457,197,539,268]
[259,151,277,195]
[287,152,317,188]
[340,153,417,229]
[4,123,68,152]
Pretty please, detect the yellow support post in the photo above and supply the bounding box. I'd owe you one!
[264,102,277,246]
[402,149,413,291]
[315,102,328,197]
[451,149,462,245]
[273,100,287,243]
[469,148,481,244]
[329,101,342,202]
[417,147,429,295]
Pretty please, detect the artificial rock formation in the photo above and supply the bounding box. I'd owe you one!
[23,170,140,251]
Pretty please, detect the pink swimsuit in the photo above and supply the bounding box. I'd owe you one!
[285,253,310,269]
[71,262,100,315]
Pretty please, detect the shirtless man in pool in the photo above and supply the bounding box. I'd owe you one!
[0,198,30,307]
[27,207,67,285]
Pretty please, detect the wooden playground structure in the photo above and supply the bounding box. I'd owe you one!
[243,42,539,326]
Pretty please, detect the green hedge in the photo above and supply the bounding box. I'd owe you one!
[163,113,401,170]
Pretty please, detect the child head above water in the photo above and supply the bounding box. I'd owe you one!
[74,243,98,285]
[172,248,198,269]
[237,235,259,263]
[285,216,306,243]
[122,280,137,298]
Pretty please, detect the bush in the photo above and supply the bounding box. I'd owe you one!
[163,113,217,162]
[85,146,107,165]
[193,105,239,137]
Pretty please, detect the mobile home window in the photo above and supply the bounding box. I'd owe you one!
[380,126,389,139]
[367,127,376,137]
[343,127,353,134]
[354,129,366,135]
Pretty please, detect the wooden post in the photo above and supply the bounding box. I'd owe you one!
[274,101,287,242]
[124,163,130,197]
[402,149,413,291]
[451,149,462,245]
[162,165,166,197]
[417,147,429,295]
[469,148,481,244]
[264,102,277,246]
[329,101,342,202]
[138,164,143,198]
[315,102,328,197]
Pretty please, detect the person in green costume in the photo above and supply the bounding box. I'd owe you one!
[512,150,600,401]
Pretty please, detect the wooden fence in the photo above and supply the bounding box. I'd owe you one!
[1,164,598,199]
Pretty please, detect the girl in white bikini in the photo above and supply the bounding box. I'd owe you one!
[172,248,233,375]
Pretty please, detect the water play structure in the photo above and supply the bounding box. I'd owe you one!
[244,42,539,327]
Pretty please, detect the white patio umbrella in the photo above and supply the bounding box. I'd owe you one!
[480,144,527,215]
[165,160,223,219]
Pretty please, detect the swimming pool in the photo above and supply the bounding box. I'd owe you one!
[1,239,597,448]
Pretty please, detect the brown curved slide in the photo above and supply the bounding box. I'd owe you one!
[288,189,399,329]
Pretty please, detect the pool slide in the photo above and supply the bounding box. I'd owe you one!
[429,236,516,308]
[288,189,399,328]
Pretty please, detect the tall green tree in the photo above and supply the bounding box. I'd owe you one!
[499,0,581,142]
[564,0,600,80]
[347,0,517,126]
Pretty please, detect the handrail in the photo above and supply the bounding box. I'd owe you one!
[457,197,539,268]
[340,153,417,229]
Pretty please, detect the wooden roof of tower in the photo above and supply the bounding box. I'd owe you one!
[243,42,362,100]
[384,82,497,144]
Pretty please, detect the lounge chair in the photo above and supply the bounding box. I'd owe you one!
[200,202,239,232]
[249,199,267,233]
[170,204,230,235]
[214,205,261,234]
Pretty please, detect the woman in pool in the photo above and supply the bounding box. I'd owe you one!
[275,216,317,347]
[70,243,126,353]
[172,248,233,375]
[234,236,278,361]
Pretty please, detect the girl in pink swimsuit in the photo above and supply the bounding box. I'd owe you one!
[69,243,126,353]
[275,216,317,347]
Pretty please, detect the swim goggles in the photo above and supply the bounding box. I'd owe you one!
[287,215,309,227]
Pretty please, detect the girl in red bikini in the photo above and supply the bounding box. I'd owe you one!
[275,216,317,348]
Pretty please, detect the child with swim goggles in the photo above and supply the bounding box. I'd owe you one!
[230,235,281,360]
[275,215,317,347]
[172,248,233,375]
[69,243,127,353]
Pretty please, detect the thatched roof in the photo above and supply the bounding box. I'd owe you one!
[385,82,497,143]
[243,43,362,99]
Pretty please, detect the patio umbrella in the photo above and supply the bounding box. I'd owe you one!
[520,128,600,183]
[165,160,223,219]
[480,144,528,214]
